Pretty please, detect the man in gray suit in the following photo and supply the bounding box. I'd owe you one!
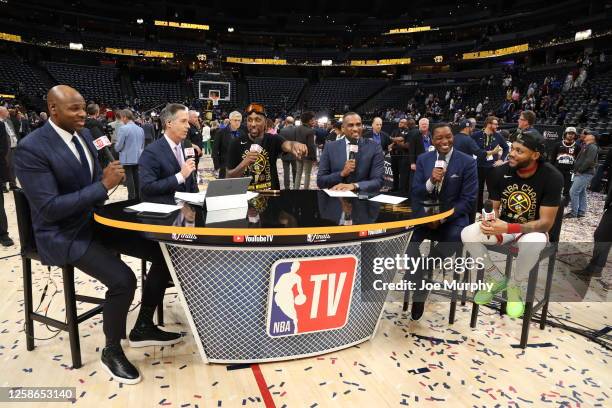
[293,111,317,189]
[116,109,145,199]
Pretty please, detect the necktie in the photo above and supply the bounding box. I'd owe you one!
[71,135,91,182]
[174,145,183,167]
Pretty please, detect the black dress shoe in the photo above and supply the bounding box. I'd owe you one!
[129,324,183,348]
[1,187,7,194]
[101,344,141,385]
[410,301,426,321]
[564,213,578,219]
[8,185,18,191]
[0,236,14,247]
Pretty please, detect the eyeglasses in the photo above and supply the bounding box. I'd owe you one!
[245,103,267,117]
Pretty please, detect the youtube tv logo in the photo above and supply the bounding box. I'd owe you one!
[358,231,368,237]
[232,235,245,243]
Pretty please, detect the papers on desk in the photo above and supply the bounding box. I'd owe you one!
[369,194,408,205]
[323,189,358,198]
[126,202,182,213]
[175,192,206,205]
[174,191,259,206]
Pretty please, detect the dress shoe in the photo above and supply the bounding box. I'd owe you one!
[1,187,7,194]
[564,213,578,219]
[0,236,14,247]
[8,185,18,191]
[101,344,141,385]
[410,301,425,321]
[128,305,182,348]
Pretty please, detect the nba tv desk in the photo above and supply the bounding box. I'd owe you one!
[95,191,453,363]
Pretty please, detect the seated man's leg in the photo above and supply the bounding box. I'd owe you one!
[72,240,141,384]
[94,224,181,347]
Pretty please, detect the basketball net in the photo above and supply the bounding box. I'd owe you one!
[211,95,219,106]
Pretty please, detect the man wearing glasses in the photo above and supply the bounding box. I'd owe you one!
[227,103,307,191]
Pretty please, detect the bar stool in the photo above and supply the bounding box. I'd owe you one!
[14,189,104,368]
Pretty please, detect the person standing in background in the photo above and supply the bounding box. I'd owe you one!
[213,111,244,179]
[0,107,18,191]
[115,109,145,200]
[0,113,13,246]
[187,110,203,182]
[550,127,581,206]
[279,116,297,189]
[201,121,211,155]
[293,111,317,190]
[566,132,599,218]
[142,117,156,145]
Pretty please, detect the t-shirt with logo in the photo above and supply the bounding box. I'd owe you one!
[227,132,286,190]
[488,162,563,224]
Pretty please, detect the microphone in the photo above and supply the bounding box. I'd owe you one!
[432,153,446,199]
[482,199,496,222]
[92,135,115,165]
[183,139,197,186]
[348,142,359,160]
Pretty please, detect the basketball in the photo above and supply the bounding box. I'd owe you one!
[294,294,307,305]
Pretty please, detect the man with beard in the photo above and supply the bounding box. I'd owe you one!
[461,129,563,318]
[226,103,307,191]
[550,126,580,206]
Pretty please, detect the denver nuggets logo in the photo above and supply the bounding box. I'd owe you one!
[508,190,531,216]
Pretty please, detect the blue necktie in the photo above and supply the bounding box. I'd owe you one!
[72,135,91,182]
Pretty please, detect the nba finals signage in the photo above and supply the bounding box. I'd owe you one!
[266,256,358,338]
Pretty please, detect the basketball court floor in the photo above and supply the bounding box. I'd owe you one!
[0,157,609,407]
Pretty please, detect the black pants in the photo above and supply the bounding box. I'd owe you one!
[0,189,8,238]
[391,155,409,193]
[72,224,170,344]
[589,207,612,273]
[560,170,572,200]
[124,165,139,200]
[7,148,17,188]
[282,160,296,190]
[477,166,494,212]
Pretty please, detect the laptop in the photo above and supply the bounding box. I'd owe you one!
[206,177,251,198]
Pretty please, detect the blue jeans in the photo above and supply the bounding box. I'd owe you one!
[569,173,593,216]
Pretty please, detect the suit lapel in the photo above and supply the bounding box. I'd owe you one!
[162,138,181,174]
[45,123,87,184]
[440,151,456,197]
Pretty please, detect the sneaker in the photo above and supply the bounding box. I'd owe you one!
[474,276,509,305]
[101,344,141,385]
[410,301,425,321]
[564,213,578,219]
[505,285,525,318]
[128,325,183,348]
[577,213,586,218]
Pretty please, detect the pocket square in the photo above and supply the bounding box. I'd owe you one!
[450,174,459,178]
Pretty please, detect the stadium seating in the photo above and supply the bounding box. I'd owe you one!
[0,56,46,97]
[133,81,184,110]
[306,78,388,112]
[246,76,307,113]
[44,62,123,106]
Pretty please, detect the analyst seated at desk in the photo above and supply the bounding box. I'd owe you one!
[317,112,384,194]
[139,103,199,204]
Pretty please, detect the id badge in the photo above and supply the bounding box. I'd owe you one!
[428,145,435,152]
[571,172,575,181]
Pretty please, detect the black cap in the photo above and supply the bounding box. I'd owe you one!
[515,129,546,153]
[459,119,472,129]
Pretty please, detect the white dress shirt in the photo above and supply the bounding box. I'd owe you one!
[49,118,94,177]
[3,119,18,148]
[164,134,185,184]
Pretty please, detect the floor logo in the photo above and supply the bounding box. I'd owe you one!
[267,256,357,337]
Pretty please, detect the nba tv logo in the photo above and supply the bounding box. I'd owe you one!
[266,256,357,337]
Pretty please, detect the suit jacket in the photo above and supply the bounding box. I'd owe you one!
[317,137,385,193]
[279,125,296,161]
[0,123,9,182]
[187,124,203,149]
[412,149,478,228]
[115,121,144,165]
[293,125,317,161]
[407,129,427,166]
[138,136,198,204]
[13,122,107,266]
[363,130,391,153]
[142,122,156,142]
[213,126,245,168]
[84,117,105,139]
[453,132,484,159]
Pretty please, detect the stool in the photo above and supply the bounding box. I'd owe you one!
[15,189,104,369]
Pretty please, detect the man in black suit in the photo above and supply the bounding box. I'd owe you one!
[213,111,244,178]
[407,117,430,188]
[0,118,13,246]
[389,118,411,193]
[84,104,105,139]
[293,111,317,189]
[142,117,156,145]
[187,110,203,179]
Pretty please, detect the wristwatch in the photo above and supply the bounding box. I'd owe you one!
[353,183,360,192]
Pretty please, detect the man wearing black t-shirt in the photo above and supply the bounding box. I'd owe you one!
[227,103,307,191]
[550,126,580,205]
[461,130,563,318]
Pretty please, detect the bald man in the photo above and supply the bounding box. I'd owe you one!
[14,86,182,384]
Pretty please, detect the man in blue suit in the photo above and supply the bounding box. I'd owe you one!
[138,103,198,204]
[317,112,384,194]
[405,123,478,320]
[115,109,144,200]
[14,86,182,385]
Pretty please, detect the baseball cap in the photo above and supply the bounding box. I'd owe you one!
[459,119,472,129]
[515,129,546,153]
[564,126,577,134]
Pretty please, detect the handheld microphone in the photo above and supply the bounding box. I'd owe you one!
[183,139,197,185]
[348,142,359,160]
[92,135,115,165]
[431,153,446,199]
[482,199,496,222]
